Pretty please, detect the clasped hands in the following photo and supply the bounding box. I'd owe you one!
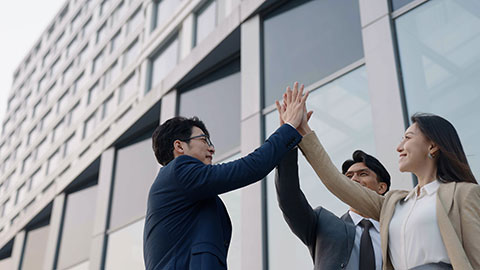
[275,82,313,136]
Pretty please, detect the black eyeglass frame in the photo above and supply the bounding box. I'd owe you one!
[179,134,214,147]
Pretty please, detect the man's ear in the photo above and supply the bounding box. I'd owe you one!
[378,182,388,195]
[173,140,185,155]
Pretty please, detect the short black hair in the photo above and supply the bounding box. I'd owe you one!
[342,150,391,194]
[152,116,209,166]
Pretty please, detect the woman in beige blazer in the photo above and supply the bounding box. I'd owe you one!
[277,84,480,270]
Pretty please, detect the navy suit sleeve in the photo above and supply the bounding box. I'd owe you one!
[275,148,318,248]
[174,124,301,201]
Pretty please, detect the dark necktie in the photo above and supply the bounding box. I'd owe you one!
[359,219,375,270]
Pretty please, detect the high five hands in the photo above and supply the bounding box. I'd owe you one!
[275,82,313,136]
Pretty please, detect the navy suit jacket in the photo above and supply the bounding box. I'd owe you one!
[275,148,356,270]
[143,124,301,270]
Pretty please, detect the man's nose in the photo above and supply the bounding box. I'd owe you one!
[351,174,361,183]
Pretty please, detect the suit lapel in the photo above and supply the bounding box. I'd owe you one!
[437,182,455,214]
[380,191,409,269]
[341,212,356,261]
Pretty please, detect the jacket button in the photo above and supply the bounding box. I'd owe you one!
[224,241,229,247]
[340,263,345,268]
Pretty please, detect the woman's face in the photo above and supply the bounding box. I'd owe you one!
[396,123,433,173]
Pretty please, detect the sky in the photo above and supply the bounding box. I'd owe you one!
[0,0,67,132]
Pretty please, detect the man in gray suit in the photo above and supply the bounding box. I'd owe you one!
[275,148,391,270]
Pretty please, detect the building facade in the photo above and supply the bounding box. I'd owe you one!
[0,0,479,269]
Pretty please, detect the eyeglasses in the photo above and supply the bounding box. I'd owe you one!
[180,134,214,147]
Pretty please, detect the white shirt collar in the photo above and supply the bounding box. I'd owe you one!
[404,179,440,201]
[349,210,380,232]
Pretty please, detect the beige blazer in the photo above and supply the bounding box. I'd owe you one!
[299,131,480,270]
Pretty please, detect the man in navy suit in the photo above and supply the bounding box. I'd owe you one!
[143,87,308,269]
[275,148,391,270]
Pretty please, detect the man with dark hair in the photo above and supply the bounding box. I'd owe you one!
[275,149,390,270]
[143,87,308,270]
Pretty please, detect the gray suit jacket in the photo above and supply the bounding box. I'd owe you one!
[275,148,356,270]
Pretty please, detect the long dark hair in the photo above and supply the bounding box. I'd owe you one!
[411,113,477,184]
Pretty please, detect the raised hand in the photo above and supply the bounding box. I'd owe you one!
[277,82,309,128]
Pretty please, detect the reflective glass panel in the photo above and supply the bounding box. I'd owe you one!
[105,219,145,270]
[179,59,241,158]
[154,0,184,29]
[391,0,416,11]
[195,0,216,45]
[396,0,480,179]
[149,37,179,90]
[265,66,375,269]
[110,139,159,230]
[21,224,50,270]
[57,185,97,270]
[218,152,241,270]
[263,0,364,107]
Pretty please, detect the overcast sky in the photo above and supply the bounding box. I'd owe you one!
[0,0,66,132]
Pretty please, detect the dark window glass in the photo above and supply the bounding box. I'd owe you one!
[391,0,416,11]
[105,219,145,269]
[110,139,159,230]
[179,59,241,158]
[395,0,480,178]
[262,0,363,106]
[21,224,50,270]
[57,185,97,270]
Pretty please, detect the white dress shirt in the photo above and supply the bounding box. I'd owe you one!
[346,211,382,270]
[389,180,450,269]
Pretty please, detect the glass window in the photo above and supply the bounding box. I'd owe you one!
[194,0,216,45]
[122,39,140,68]
[148,36,178,90]
[92,49,105,74]
[153,0,183,30]
[111,1,125,28]
[100,0,111,16]
[82,111,97,139]
[101,95,114,120]
[96,22,107,44]
[46,150,60,175]
[110,30,122,53]
[21,223,50,270]
[395,0,480,178]
[15,183,27,205]
[30,167,43,190]
[63,62,75,84]
[66,102,81,127]
[119,72,137,103]
[57,185,97,270]
[51,57,61,77]
[262,0,364,107]
[391,0,416,11]
[265,66,375,270]
[104,219,145,269]
[81,17,93,39]
[179,59,241,158]
[78,44,89,66]
[126,8,143,34]
[109,138,159,230]
[217,153,241,270]
[67,36,78,58]
[88,82,100,105]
